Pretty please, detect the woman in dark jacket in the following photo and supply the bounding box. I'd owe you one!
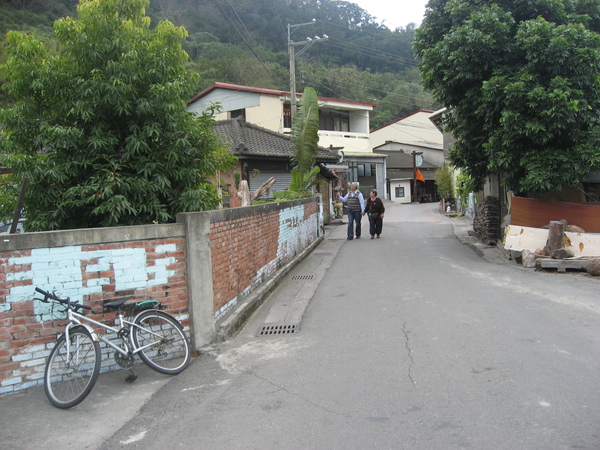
[365,189,385,239]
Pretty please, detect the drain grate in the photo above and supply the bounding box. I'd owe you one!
[291,274,314,280]
[258,323,298,336]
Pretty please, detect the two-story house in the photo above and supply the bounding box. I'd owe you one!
[188,82,387,196]
[371,110,444,202]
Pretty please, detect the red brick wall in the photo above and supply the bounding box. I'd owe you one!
[0,236,188,395]
[210,200,320,321]
[210,211,280,315]
[0,197,321,396]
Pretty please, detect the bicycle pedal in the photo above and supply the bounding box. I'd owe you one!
[125,374,138,383]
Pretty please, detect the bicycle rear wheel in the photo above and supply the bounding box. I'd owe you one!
[132,310,191,375]
[44,326,101,409]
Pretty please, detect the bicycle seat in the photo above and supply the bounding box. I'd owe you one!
[103,297,130,310]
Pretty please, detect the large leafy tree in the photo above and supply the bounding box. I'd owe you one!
[415,0,600,194]
[0,0,233,231]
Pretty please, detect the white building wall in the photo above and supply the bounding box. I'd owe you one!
[188,88,373,153]
[389,179,412,204]
[371,111,443,149]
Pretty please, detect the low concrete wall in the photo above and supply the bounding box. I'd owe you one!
[0,197,322,396]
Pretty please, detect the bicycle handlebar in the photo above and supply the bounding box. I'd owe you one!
[35,287,92,311]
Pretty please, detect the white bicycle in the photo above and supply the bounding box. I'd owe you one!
[35,287,191,409]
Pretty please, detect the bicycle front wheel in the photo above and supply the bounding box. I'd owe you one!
[132,310,191,375]
[44,326,101,409]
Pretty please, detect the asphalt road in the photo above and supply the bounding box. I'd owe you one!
[3,203,599,449]
[100,203,600,449]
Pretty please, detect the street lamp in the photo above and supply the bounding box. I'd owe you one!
[287,21,328,118]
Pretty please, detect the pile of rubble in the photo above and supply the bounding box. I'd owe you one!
[505,219,600,275]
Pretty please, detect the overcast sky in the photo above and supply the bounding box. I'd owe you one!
[351,0,429,29]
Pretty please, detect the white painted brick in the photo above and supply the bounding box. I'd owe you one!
[25,372,45,381]
[21,358,46,368]
[11,353,32,362]
[154,257,175,266]
[116,274,134,284]
[113,260,133,270]
[9,256,33,265]
[31,248,51,256]
[6,272,32,282]
[32,350,51,359]
[1,377,22,386]
[86,278,110,287]
[48,245,81,255]
[58,267,82,278]
[133,273,148,282]
[31,272,53,282]
[85,264,110,272]
[62,281,83,290]
[46,259,76,269]
[17,380,42,390]
[28,344,46,353]
[7,285,34,297]
[155,244,176,253]
[0,385,15,395]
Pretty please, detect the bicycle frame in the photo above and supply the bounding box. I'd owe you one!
[62,308,164,359]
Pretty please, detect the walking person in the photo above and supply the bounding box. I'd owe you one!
[365,189,385,239]
[338,182,365,240]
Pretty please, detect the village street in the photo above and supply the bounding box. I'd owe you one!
[3,202,600,449]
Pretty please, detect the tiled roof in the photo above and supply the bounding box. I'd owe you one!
[377,149,438,169]
[189,82,376,108]
[214,117,337,161]
[388,168,436,181]
[370,109,436,133]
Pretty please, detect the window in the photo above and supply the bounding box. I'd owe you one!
[395,187,405,198]
[229,109,246,120]
[283,103,292,128]
[348,162,358,182]
[319,109,350,132]
[358,164,373,177]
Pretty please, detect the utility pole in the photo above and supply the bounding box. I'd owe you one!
[287,21,328,118]
[412,151,423,203]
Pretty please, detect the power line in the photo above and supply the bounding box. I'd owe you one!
[222,0,259,48]
[321,38,419,67]
[210,0,274,78]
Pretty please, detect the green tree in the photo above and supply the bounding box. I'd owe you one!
[434,163,454,202]
[289,87,321,195]
[0,0,233,231]
[415,0,600,194]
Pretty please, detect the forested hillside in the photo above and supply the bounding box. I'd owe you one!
[0,0,436,127]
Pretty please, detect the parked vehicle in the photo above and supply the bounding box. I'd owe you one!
[0,218,25,233]
[34,287,191,409]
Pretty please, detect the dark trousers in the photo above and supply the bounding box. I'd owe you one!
[369,214,383,236]
[347,209,362,237]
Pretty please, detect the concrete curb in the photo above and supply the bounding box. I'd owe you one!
[212,234,325,343]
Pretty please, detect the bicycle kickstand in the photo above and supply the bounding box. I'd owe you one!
[125,368,138,383]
